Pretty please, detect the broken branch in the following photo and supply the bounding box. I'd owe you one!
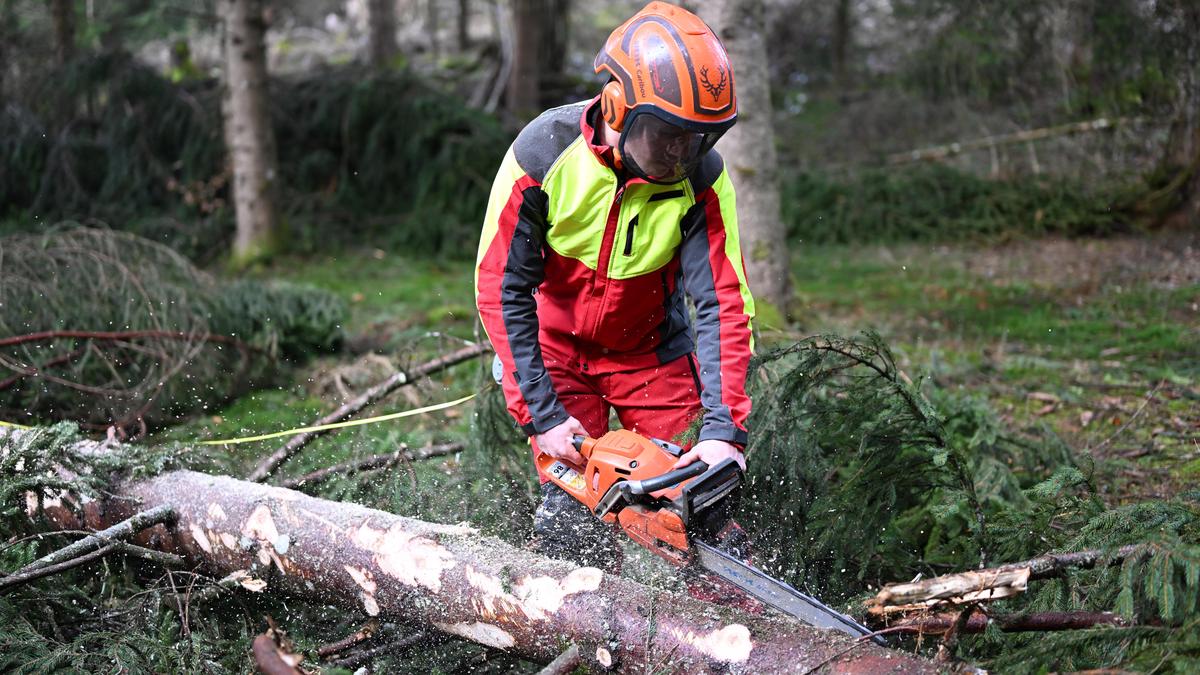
[279,442,464,490]
[18,504,176,573]
[248,343,490,482]
[869,544,1144,614]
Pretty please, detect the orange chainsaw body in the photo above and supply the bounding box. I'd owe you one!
[536,429,737,566]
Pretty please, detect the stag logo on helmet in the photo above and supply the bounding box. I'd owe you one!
[699,65,728,101]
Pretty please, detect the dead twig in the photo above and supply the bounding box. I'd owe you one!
[1090,381,1164,454]
[248,342,490,482]
[317,618,380,658]
[279,442,464,489]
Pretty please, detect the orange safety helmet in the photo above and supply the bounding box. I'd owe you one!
[594,1,737,184]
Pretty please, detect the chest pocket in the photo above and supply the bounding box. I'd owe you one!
[610,189,690,280]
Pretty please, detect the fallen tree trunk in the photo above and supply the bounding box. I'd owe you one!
[28,468,936,673]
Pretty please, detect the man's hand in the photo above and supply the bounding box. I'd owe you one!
[672,439,746,471]
[535,416,588,467]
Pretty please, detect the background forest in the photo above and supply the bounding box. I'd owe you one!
[0,0,1197,673]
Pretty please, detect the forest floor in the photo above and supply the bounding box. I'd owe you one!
[157,228,1199,528]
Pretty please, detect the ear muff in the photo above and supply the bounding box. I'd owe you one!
[600,80,628,132]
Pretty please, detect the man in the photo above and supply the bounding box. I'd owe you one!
[475,1,754,574]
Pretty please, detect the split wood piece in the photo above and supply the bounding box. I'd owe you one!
[868,544,1142,615]
[885,610,1128,635]
[537,644,581,675]
[15,503,176,573]
[0,541,185,592]
[248,342,491,483]
[280,442,465,490]
[30,468,938,674]
[252,631,305,675]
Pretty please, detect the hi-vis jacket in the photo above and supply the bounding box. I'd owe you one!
[475,98,755,446]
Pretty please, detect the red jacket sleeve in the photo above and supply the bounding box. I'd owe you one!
[680,155,755,446]
[475,147,568,435]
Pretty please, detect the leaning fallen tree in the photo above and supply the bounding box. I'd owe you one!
[25,466,938,673]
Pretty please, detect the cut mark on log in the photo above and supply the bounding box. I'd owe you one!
[344,565,381,616]
[513,567,604,620]
[190,523,214,554]
[435,621,516,649]
[351,521,456,592]
[667,623,754,664]
[240,504,291,574]
[465,565,603,621]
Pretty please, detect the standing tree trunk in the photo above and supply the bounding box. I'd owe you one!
[831,0,851,93]
[507,0,544,121]
[1165,1,1200,227]
[50,0,75,65]
[706,0,792,319]
[366,0,398,68]
[457,0,471,51]
[220,0,280,267]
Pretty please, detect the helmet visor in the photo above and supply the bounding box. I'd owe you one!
[619,112,724,184]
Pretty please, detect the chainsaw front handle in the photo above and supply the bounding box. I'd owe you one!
[625,461,708,495]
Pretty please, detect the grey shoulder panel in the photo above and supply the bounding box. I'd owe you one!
[689,149,725,195]
[512,102,587,183]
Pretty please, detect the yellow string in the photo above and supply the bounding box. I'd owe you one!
[197,393,476,445]
[0,394,476,443]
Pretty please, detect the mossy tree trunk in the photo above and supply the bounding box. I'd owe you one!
[50,0,75,66]
[220,0,280,267]
[366,0,399,68]
[706,0,792,321]
[1164,1,1199,228]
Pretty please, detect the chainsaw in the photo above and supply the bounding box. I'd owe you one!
[536,429,881,642]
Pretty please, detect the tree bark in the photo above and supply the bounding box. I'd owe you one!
[24,465,938,673]
[50,0,76,66]
[885,610,1127,635]
[219,0,280,267]
[507,0,544,121]
[706,0,791,319]
[831,0,851,92]
[366,0,399,68]
[457,0,471,51]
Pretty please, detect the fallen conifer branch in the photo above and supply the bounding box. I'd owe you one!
[0,540,185,592]
[279,442,465,490]
[868,544,1143,614]
[248,342,490,482]
[17,504,176,574]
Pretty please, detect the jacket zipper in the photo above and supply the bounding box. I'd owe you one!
[623,215,639,256]
[584,185,624,344]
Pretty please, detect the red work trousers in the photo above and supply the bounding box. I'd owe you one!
[529,349,705,481]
